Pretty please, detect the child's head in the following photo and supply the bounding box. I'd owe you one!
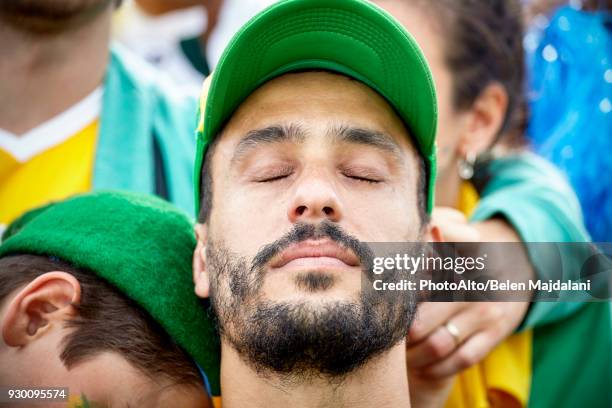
[0,254,210,407]
[0,191,220,406]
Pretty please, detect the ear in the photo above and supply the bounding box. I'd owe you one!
[193,223,211,298]
[457,82,508,158]
[1,272,81,347]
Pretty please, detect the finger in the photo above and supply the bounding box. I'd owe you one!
[418,331,500,379]
[407,304,490,367]
[442,302,503,344]
[436,222,480,243]
[432,207,467,223]
[408,302,468,343]
[406,326,457,368]
[407,302,503,368]
[406,302,506,368]
[408,371,456,408]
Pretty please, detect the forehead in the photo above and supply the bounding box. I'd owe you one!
[222,71,410,140]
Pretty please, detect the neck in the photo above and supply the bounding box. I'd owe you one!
[0,8,111,135]
[435,161,462,208]
[221,341,411,408]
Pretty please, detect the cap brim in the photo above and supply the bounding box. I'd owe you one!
[195,0,437,215]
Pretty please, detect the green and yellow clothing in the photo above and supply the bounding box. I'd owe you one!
[446,180,532,408]
[0,45,199,231]
[466,153,611,408]
[0,44,220,395]
[0,89,101,229]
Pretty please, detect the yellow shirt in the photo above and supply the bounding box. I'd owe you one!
[0,88,102,233]
[445,181,532,408]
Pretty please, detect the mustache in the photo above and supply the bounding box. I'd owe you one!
[251,221,374,273]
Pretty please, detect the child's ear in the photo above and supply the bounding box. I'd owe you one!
[2,272,81,347]
[193,223,210,298]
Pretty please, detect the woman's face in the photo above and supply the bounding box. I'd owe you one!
[375,1,472,202]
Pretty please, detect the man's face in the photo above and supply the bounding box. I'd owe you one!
[198,71,427,376]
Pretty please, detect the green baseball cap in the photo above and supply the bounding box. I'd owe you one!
[0,191,221,396]
[194,0,437,216]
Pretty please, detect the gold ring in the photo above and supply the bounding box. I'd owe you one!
[445,321,461,345]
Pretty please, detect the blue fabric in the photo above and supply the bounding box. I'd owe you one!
[95,45,198,215]
[197,364,213,396]
[526,6,612,242]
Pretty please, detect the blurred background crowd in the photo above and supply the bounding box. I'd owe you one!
[1,0,609,239]
[0,0,610,407]
[111,0,612,241]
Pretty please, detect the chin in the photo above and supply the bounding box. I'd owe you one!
[263,289,362,308]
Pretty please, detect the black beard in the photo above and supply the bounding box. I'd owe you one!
[207,221,418,379]
[0,0,112,34]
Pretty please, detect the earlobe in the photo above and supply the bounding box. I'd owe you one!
[193,224,211,299]
[1,272,81,347]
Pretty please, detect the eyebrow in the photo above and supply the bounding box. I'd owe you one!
[329,124,404,161]
[231,124,306,163]
[230,123,405,164]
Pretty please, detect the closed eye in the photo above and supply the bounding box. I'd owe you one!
[343,173,382,184]
[257,173,292,182]
[252,166,294,183]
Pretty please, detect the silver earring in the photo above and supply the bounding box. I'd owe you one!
[458,152,476,180]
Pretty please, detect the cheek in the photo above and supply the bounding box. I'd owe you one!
[369,206,422,241]
[343,184,423,242]
[6,331,71,385]
[209,185,290,256]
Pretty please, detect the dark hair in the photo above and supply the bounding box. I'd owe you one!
[0,254,202,389]
[198,135,220,223]
[197,132,429,225]
[525,0,611,19]
[415,0,528,146]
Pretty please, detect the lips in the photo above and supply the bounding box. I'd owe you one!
[270,239,360,269]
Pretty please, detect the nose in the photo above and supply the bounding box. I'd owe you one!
[287,172,343,223]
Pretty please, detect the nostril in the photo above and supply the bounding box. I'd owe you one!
[296,205,307,216]
[323,206,334,216]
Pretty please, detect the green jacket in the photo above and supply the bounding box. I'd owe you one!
[94,45,197,215]
[472,153,611,408]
